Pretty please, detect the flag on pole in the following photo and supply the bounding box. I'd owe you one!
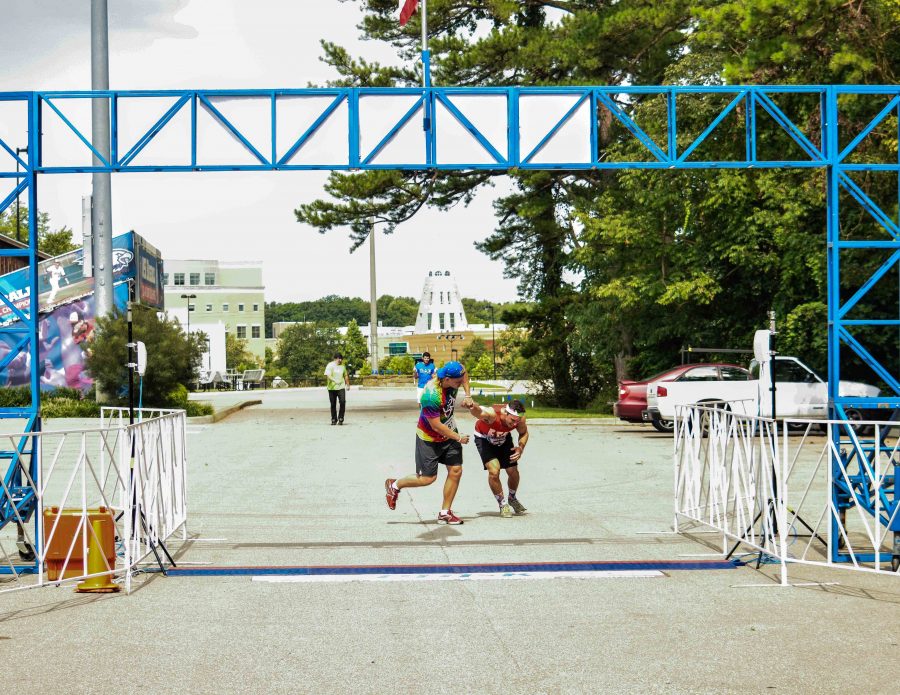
[399,0,419,26]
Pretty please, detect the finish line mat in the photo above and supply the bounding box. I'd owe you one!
[166,559,740,579]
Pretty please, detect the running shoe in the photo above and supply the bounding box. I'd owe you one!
[500,503,513,518]
[385,478,399,510]
[437,510,463,525]
[509,498,527,515]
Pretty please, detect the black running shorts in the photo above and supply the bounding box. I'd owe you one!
[475,436,516,469]
[415,436,463,477]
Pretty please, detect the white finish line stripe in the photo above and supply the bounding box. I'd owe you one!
[251,570,663,584]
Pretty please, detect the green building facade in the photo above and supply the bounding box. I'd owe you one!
[163,259,266,362]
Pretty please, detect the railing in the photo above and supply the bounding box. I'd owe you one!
[0,408,187,594]
[674,403,899,583]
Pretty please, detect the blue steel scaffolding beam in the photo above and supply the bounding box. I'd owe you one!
[0,85,897,567]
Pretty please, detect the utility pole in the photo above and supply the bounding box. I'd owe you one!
[91,0,114,319]
[369,220,379,374]
[490,304,496,379]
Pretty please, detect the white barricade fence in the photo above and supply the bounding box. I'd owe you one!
[674,403,900,583]
[0,408,187,594]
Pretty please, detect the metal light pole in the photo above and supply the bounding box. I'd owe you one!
[180,293,196,339]
[14,147,26,243]
[368,219,379,374]
[91,0,114,320]
[490,304,496,379]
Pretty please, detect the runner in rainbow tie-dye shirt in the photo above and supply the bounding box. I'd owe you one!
[384,360,471,525]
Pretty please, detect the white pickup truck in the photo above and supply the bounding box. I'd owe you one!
[645,355,879,424]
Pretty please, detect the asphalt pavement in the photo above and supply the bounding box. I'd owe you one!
[1,387,898,694]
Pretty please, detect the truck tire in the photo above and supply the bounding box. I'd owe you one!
[651,417,674,433]
[843,408,870,436]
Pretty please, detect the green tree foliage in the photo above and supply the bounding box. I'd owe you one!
[469,353,495,379]
[86,307,202,407]
[276,322,342,379]
[460,336,487,372]
[460,299,523,325]
[225,333,259,371]
[266,294,419,336]
[379,354,414,375]
[297,0,691,407]
[264,346,290,382]
[297,0,900,404]
[0,207,77,256]
[342,319,369,375]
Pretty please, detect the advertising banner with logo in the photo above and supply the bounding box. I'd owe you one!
[0,232,164,392]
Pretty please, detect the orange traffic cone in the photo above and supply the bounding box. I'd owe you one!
[75,519,120,593]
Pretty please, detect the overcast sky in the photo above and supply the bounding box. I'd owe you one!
[1,0,520,303]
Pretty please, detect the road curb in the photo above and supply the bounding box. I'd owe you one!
[190,399,262,424]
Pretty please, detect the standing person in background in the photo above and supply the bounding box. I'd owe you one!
[413,351,436,403]
[324,352,350,425]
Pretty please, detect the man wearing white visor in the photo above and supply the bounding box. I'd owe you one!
[463,397,529,518]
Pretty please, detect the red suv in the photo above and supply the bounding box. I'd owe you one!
[614,363,746,433]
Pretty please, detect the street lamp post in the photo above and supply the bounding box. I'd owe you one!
[180,293,196,339]
[490,305,496,379]
[14,147,27,243]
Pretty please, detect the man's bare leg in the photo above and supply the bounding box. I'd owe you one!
[396,474,437,490]
[485,459,503,497]
[441,465,462,510]
[506,466,520,494]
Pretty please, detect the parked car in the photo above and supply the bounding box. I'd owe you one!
[615,363,749,433]
[646,355,882,433]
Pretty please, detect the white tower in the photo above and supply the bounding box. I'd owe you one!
[415,270,469,334]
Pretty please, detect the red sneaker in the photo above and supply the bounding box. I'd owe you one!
[385,478,399,510]
[437,510,463,525]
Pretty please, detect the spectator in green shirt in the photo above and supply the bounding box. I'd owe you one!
[324,352,350,425]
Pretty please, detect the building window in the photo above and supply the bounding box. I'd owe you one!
[427,313,432,330]
[189,273,200,285]
[439,291,444,304]
[163,273,169,285]
[449,313,455,330]
[236,325,247,339]
[253,303,259,312]
[205,272,215,285]
[222,303,229,312]
[174,273,185,286]
[439,313,445,330]
[251,325,261,339]
[206,304,212,312]
[238,303,245,312]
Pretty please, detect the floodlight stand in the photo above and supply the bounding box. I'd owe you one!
[122,287,175,575]
[726,312,825,565]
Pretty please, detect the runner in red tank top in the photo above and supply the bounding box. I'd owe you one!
[462,398,530,517]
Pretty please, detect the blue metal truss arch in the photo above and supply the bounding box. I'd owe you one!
[0,84,897,567]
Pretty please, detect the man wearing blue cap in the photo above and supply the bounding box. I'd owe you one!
[385,360,471,524]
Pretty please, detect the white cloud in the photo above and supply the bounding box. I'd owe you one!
[1,1,520,303]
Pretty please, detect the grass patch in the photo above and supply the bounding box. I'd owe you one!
[472,393,611,419]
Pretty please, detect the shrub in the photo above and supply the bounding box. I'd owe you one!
[185,401,214,417]
[41,398,101,418]
[165,384,189,409]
